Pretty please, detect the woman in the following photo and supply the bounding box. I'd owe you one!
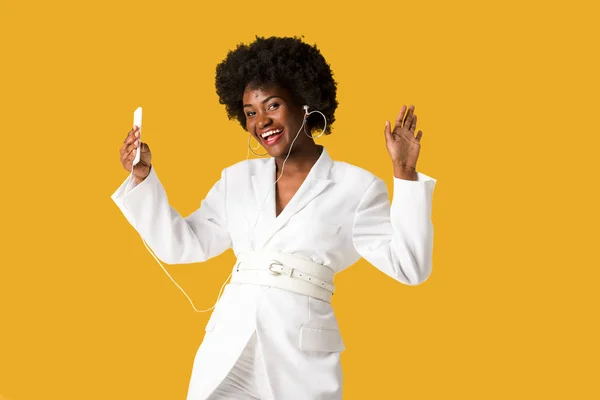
[112,36,436,400]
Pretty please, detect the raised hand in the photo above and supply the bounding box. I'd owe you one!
[384,105,422,180]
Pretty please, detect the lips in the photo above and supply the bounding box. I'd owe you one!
[259,128,284,146]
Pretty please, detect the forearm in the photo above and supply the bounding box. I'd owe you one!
[353,173,436,286]
[111,167,231,264]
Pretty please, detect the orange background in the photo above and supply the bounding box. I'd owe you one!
[1,0,598,399]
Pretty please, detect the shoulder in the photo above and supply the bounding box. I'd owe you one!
[331,160,381,186]
[330,160,389,202]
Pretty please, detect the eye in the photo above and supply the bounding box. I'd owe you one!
[246,110,256,117]
[268,102,280,110]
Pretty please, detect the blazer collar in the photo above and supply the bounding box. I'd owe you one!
[249,146,334,249]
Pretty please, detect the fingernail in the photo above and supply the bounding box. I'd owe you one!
[135,131,139,137]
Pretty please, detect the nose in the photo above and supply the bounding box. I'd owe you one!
[257,113,272,130]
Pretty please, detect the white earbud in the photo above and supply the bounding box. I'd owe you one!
[301,105,326,139]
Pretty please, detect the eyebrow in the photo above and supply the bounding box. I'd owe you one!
[243,95,283,108]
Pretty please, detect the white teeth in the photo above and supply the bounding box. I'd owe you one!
[261,129,283,138]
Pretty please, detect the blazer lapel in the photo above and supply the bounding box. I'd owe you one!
[251,157,276,221]
[243,158,276,247]
[256,146,335,249]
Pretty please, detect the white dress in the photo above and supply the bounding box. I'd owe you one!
[111,147,437,399]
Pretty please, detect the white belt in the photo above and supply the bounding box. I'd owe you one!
[230,252,335,303]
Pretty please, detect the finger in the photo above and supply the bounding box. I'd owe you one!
[384,120,393,142]
[403,105,415,128]
[416,130,423,141]
[124,126,138,142]
[125,139,140,155]
[130,141,140,155]
[121,151,133,170]
[125,127,140,143]
[121,129,139,154]
[131,128,140,142]
[410,114,417,132]
[121,149,132,169]
[394,105,407,130]
[120,139,133,156]
[120,133,132,152]
[121,142,138,164]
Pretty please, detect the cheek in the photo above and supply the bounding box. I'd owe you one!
[286,115,303,134]
[245,120,254,135]
[277,109,294,129]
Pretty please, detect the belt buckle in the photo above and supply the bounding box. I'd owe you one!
[268,260,284,275]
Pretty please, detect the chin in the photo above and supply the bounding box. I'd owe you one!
[262,134,292,158]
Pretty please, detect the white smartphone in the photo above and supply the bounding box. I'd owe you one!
[132,106,142,166]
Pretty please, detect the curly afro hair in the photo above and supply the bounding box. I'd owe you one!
[215,36,338,135]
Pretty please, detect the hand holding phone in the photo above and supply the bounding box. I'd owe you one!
[119,106,152,182]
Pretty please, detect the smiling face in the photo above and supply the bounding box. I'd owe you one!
[243,83,313,159]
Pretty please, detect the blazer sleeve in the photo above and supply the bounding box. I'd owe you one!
[110,166,232,264]
[351,172,437,285]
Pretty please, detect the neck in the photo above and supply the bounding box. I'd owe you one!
[274,143,323,174]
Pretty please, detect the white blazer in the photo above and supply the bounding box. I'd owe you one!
[111,146,436,399]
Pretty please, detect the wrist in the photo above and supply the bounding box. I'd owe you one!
[393,163,417,180]
[134,165,151,184]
